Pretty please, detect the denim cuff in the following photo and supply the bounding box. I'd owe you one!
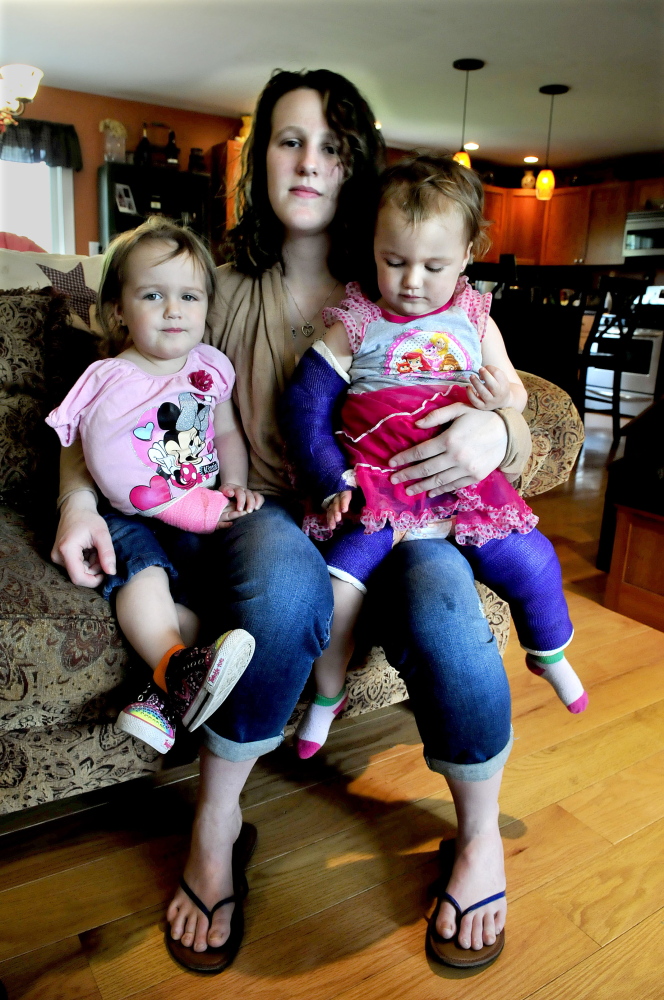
[424,726,514,782]
[201,725,284,761]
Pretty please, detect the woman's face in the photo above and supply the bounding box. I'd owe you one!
[266,87,345,237]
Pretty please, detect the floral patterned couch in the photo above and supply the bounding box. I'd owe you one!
[0,248,585,815]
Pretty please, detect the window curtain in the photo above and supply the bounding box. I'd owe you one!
[0,120,82,170]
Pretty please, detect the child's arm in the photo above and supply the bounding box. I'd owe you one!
[280,324,355,515]
[467,316,528,413]
[156,400,262,533]
[213,398,264,517]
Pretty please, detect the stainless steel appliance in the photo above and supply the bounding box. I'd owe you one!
[585,285,664,416]
[623,210,664,257]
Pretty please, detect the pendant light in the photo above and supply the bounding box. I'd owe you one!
[452,59,484,168]
[536,84,569,201]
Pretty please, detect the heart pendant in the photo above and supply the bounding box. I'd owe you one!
[301,322,315,337]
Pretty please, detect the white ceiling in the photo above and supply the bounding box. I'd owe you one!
[3,0,664,166]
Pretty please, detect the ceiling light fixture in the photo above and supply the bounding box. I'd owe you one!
[535,84,569,201]
[0,64,43,118]
[452,58,484,168]
[464,142,479,151]
[524,155,539,163]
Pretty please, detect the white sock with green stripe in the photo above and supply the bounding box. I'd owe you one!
[295,685,348,759]
[525,650,588,713]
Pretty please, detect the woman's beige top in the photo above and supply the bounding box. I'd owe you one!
[205,263,532,496]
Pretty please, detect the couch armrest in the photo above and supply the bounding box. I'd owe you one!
[516,372,584,499]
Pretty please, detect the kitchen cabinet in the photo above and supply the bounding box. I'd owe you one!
[483,177,662,267]
[631,177,664,211]
[482,185,508,262]
[585,182,631,265]
[540,186,591,265]
[502,190,546,265]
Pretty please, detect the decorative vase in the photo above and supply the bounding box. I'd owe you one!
[521,169,536,189]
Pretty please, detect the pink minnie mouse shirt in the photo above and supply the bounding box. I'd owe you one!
[47,343,235,519]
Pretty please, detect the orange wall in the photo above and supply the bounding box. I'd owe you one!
[25,86,240,255]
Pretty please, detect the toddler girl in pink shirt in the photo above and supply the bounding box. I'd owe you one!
[47,218,262,754]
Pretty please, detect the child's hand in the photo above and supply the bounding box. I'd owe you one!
[325,490,352,530]
[219,483,265,513]
[467,366,512,410]
[216,485,265,529]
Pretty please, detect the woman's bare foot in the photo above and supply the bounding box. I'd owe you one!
[166,800,242,953]
[436,820,506,950]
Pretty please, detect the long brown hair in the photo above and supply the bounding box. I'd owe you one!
[226,69,385,287]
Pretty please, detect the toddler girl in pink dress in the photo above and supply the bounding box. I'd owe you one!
[282,156,587,758]
[47,218,262,754]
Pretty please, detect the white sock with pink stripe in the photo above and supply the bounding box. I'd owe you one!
[525,650,588,713]
[295,686,348,759]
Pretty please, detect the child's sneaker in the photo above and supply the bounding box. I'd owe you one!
[165,628,256,731]
[116,679,177,754]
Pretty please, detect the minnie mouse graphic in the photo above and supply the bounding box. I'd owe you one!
[129,370,220,513]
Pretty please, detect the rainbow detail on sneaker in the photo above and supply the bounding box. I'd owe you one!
[116,682,176,754]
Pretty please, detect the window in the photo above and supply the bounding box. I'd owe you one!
[0,160,75,253]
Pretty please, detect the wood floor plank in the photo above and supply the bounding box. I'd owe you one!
[508,655,664,761]
[559,749,664,843]
[0,934,100,1000]
[83,860,437,1000]
[501,804,611,898]
[500,700,664,819]
[318,893,598,1000]
[539,817,664,945]
[525,907,664,1000]
[241,705,421,811]
[0,836,188,963]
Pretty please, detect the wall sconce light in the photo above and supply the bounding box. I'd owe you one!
[535,84,569,201]
[452,58,484,168]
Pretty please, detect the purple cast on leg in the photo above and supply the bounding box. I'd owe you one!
[327,523,394,587]
[461,528,573,652]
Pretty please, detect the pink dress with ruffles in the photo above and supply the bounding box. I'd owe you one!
[316,280,537,547]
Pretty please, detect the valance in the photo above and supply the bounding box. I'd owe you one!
[0,119,82,170]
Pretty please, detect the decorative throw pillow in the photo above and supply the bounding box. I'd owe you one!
[0,248,104,333]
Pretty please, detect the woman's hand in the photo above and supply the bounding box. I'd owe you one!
[325,490,352,530]
[388,402,508,496]
[51,492,116,587]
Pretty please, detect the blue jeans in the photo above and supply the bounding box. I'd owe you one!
[366,538,512,780]
[197,501,512,779]
[103,499,512,778]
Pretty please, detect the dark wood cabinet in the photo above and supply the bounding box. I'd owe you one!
[540,187,591,265]
[585,182,631,265]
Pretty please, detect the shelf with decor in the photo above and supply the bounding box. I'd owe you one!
[98,162,210,250]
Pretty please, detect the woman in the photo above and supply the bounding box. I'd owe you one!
[53,69,531,973]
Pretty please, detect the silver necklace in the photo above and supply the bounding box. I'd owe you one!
[284,278,339,338]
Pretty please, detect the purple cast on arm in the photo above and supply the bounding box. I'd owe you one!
[280,347,353,505]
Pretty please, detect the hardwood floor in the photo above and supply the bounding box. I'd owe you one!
[2,414,663,1000]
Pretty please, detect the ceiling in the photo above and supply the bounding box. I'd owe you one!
[3,0,664,166]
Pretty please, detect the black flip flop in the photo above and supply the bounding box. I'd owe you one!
[165,821,258,975]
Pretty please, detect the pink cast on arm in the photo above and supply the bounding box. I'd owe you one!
[156,488,230,533]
